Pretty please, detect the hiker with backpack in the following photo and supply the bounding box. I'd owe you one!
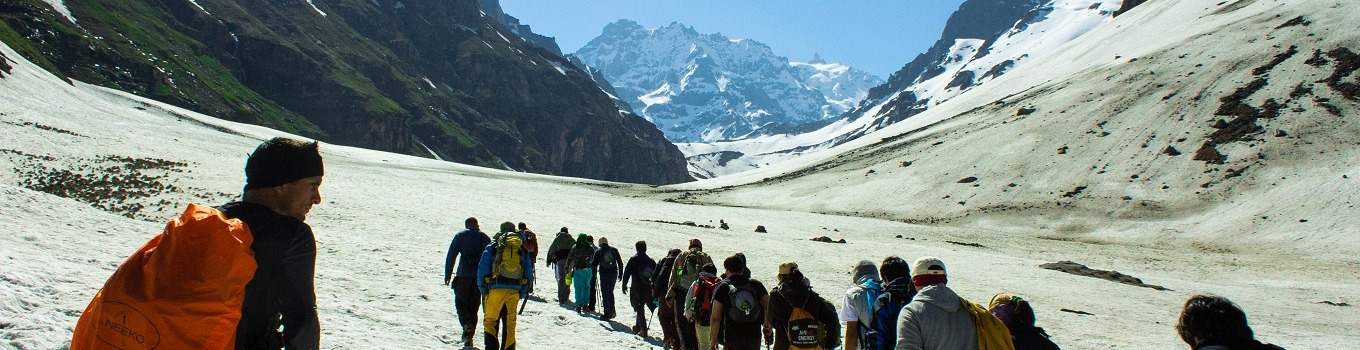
[654,248,685,349]
[668,239,714,350]
[72,137,324,350]
[708,254,771,350]
[593,237,626,320]
[683,264,721,350]
[548,227,575,306]
[445,217,492,347]
[769,262,842,350]
[869,257,917,350]
[895,256,1013,350]
[517,223,539,265]
[476,222,535,350]
[622,240,659,337]
[1176,295,1285,350]
[587,235,602,313]
[567,233,596,312]
[841,260,883,350]
[987,293,1060,350]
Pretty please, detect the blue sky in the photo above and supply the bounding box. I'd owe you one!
[499,0,966,77]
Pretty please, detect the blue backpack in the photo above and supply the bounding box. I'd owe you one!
[866,283,915,350]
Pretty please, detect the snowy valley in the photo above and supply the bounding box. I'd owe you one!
[2,0,1360,349]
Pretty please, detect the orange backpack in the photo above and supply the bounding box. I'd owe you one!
[71,204,256,350]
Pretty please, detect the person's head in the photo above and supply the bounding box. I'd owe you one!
[777,262,807,287]
[518,222,528,231]
[242,137,324,220]
[911,257,947,288]
[701,263,717,275]
[723,254,746,276]
[1177,294,1255,347]
[880,256,911,282]
[560,227,569,234]
[588,235,596,243]
[688,239,703,251]
[465,217,479,231]
[988,292,1037,332]
[599,237,609,246]
[576,233,588,243]
[667,248,682,258]
[852,260,880,284]
[499,221,515,233]
[636,241,647,254]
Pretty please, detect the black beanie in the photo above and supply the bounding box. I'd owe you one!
[244,137,324,190]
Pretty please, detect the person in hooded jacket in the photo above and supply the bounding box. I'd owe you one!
[1176,295,1285,350]
[567,234,596,312]
[841,260,882,350]
[988,293,1060,350]
[895,257,973,350]
[622,241,659,337]
[654,248,684,349]
[768,262,841,350]
[593,237,625,320]
[547,227,574,305]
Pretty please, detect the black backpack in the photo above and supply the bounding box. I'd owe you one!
[725,282,763,324]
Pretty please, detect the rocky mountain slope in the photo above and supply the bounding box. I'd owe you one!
[573,20,881,142]
[681,0,1124,178]
[674,0,1360,253]
[0,0,690,184]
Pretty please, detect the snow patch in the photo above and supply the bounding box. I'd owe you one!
[40,0,76,24]
[305,0,327,16]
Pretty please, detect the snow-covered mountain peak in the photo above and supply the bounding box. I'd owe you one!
[575,21,881,143]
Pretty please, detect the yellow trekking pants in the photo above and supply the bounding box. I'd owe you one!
[483,289,521,349]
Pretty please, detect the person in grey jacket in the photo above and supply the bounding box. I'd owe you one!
[896,257,976,350]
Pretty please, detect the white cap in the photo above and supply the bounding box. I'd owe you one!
[912,257,947,277]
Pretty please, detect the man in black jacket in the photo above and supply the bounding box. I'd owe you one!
[621,241,658,336]
[220,137,323,350]
[767,262,841,350]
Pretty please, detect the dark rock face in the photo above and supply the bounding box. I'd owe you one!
[0,0,691,185]
[867,0,1042,101]
[1114,0,1149,17]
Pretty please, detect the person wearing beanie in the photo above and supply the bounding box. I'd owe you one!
[895,256,976,350]
[1176,295,1284,350]
[591,237,625,320]
[768,262,842,350]
[567,233,596,312]
[621,241,658,336]
[217,137,324,349]
[841,260,883,350]
[987,293,1060,350]
[547,227,576,305]
[444,217,491,347]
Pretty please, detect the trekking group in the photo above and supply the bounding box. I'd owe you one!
[67,137,1288,350]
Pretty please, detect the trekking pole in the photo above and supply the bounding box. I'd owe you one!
[518,282,532,315]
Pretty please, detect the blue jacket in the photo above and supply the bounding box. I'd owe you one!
[476,238,535,295]
[444,229,490,283]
